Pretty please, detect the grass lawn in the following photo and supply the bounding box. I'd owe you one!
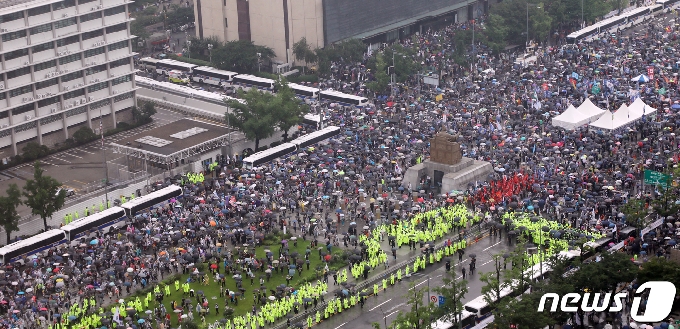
[143,238,341,327]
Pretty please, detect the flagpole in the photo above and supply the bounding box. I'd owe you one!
[100,107,109,207]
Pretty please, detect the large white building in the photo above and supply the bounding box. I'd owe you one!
[0,0,138,158]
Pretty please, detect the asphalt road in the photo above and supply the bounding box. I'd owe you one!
[316,234,513,329]
[0,107,187,224]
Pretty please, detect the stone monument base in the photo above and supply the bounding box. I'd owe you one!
[402,158,493,192]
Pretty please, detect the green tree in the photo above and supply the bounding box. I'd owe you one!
[212,40,275,73]
[433,269,468,328]
[480,254,505,307]
[638,258,680,288]
[166,5,194,29]
[226,89,277,151]
[130,20,150,43]
[271,78,308,141]
[132,100,157,124]
[292,37,318,74]
[0,184,22,243]
[22,142,50,161]
[367,53,390,94]
[382,45,418,83]
[622,198,648,228]
[484,14,508,54]
[315,39,365,76]
[391,283,436,329]
[652,184,679,218]
[73,127,96,145]
[22,162,66,231]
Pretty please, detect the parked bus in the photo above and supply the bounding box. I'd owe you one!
[289,83,319,99]
[242,143,297,170]
[319,90,369,107]
[120,185,183,218]
[0,230,66,264]
[657,0,680,7]
[302,113,326,130]
[60,207,126,241]
[139,57,160,73]
[192,66,238,87]
[290,126,340,149]
[155,59,198,76]
[431,311,477,329]
[233,74,276,91]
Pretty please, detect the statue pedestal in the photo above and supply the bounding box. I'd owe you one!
[403,158,493,193]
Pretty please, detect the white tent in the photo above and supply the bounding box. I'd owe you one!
[589,111,617,130]
[628,98,657,117]
[552,105,592,130]
[576,98,607,122]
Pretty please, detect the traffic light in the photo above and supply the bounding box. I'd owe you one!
[387,66,395,75]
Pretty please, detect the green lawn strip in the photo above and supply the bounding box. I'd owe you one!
[126,238,346,327]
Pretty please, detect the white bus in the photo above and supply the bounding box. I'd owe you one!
[139,57,160,73]
[232,74,276,91]
[302,113,326,130]
[319,90,369,108]
[0,230,67,264]
[432,310,477,329]
[289,83,319,99]
[656,0,680,7]
[192,66,239,87]
[156,59,198,76]
[61,207,127,241]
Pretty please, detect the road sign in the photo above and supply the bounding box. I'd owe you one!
[644,170,671,187]
[430,295,438,303]
[438,296,445,306]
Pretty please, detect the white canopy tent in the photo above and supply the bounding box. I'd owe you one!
[576,98,607,122]
[589,111,617,130]
[590,104,640,131]
[627,98,657,117]
[552,105,592,130]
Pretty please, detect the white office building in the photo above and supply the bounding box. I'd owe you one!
[0,0,138,158]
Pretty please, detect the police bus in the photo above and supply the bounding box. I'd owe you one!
[139,57,160,73]
[155,59,198,76]
[319,90,369,108]
[192,66,239,87]
[60,207,127,241]
[0,230,67,264]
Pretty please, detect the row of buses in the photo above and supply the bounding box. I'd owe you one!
[137,58,369,107]
[432,250,580,329]
[566,0,676,43]
[0,185,184,264]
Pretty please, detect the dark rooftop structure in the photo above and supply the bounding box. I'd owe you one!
[111,119,236,166]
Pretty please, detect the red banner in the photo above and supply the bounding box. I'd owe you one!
[647,67,654,80]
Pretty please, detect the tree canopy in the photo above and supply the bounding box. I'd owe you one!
[22,162,66,231]
[0,183,22,243]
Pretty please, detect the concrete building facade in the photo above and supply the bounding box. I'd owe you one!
[194,0,492,65]
[0,0,138,159]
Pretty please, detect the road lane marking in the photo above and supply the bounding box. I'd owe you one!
[369,298,392,311]
[51,156,71,163]
[62,152,83,159]
[409,279,428,290]
[77,148,96,154]
[481,260,492,267]
[386,303,405,312]
[483,241,501,251]
[334,322,347,329]
[384,311,399,319]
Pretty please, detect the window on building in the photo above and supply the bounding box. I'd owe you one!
[33,59,56,72]
[0,11,24,24]
[80,12,101,23]
[52,0,76,11]
[84,46,105,58]
[61,70,82,82]
[104,5,125,16]
[32,41,54,53]
[111,74,131,86]
[0,92,6,101]
[0,110,7,120]
[82,29,103,41]
[4,48,28,61]
[62,88,84,100]
[2,29,27,42]
[12,104,34,115]
[105,23,126,34]
[28,5,51,17]
[56,35,78,47]
[84,64,106,76]
[113,91,133,102]
[78,0,97,4]
[6,67,31,80]
[38,96,59,108]
[30,23,53,35]
[109,58,129,68]
[9,85,32,98]
[225,18,228,27]
[87,81,108,93]
[107,40,128,52]
[35,78,58,90]
[54,17,76,29]
[58,53,81,65]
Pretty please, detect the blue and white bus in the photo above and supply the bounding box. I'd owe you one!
[192,66,238,87]
[290,126,340,149]
[155,59,198,76]
[319,90,369,107]
[120,185,183,218]
[0,230,67,264]
[233,74,276,91]
[289,83,319,99]
[61,207,127,241]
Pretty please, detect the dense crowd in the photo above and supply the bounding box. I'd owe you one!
[1,5,680,329]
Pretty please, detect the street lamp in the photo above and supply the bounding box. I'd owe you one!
[208,44,213,63]
[525,3,541,66]
[186,40,191,59]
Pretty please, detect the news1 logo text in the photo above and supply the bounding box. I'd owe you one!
[538,281,676,322]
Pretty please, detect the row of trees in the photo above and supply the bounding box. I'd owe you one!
[225,78,308,151]
[382,239,674,329]
[186,37,276,73]
[0,162,66,243]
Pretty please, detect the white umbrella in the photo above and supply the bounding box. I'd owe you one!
[630,74,649,83]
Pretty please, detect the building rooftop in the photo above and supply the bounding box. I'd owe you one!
[113,119,233,157]
[0,0,51,12]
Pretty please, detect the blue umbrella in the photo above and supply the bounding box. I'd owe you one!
[90,239,99,245]
[138,319,145,324]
